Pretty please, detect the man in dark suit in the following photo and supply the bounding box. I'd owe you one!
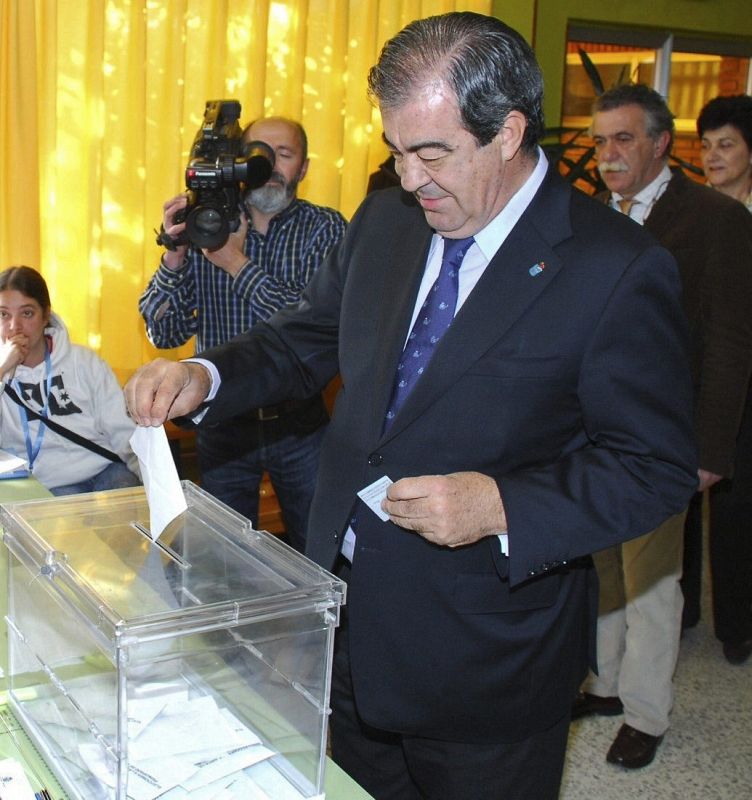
[126,14,697,800]
[574,84,752,769]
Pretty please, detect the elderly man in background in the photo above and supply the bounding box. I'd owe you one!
[574,83,752,769]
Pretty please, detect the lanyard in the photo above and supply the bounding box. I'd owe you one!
[13,346,53,471]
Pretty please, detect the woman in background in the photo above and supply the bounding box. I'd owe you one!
[0,265,140,495]
[691,95,752,665]
[697,94,752,209]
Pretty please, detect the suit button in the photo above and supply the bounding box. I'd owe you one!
[368,453,383,466]
[333,531,339,541]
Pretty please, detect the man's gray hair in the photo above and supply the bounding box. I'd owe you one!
[367,12,544,153]
[592,84,675,153]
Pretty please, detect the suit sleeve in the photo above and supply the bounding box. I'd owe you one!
[500,244,698,587]
[196,238,346,421]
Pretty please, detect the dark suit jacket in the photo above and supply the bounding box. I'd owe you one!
[601,169,752,477]
[200,167,698,743]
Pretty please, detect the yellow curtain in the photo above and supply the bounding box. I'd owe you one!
[0,0,490,382]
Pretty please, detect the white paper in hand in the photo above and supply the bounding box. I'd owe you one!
[129,426,187,540]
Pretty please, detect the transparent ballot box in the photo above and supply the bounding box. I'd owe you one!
[0,482,346,800]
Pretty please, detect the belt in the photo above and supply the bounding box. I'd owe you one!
[253,396,318,422]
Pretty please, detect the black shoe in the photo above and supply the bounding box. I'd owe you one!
[606,724,663,769]
[571,691,623,721]
[681,611,699,631]
[723,639,752,665]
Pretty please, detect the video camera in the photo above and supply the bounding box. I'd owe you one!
[157,99,275,251]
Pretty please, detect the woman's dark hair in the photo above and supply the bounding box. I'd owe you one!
[697,95,752,151]
[0,266,52,312]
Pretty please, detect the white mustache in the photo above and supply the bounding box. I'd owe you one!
[598,161,629,174]
[415,188,443,201]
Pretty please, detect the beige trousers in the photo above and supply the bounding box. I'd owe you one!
[583,512,686,736]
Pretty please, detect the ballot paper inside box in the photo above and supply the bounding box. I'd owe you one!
[0,481,346,800]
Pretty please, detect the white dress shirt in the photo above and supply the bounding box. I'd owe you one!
[610,164,672,225]
[342,149,551,561]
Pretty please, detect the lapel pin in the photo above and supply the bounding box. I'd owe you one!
[529,261,546,277]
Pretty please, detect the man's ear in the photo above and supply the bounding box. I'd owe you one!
[498,111,527,160]
[298,158,310,182]
[654,130,671,160]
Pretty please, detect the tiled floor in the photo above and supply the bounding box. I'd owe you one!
[561,580,752,798]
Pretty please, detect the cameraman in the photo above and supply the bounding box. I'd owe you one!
[140,117,347,552]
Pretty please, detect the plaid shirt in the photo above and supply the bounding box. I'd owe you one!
[140,199,347,352]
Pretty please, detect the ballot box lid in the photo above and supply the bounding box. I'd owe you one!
[0,481,345,645]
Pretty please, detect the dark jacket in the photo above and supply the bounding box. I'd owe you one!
[600,168,752,477]
[200,167,697,743]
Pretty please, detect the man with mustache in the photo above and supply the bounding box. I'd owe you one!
[573,83,752,768]
[140,116,347,552]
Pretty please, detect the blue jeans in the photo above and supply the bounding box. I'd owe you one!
[51,461,141,496]
[196,396,328,553]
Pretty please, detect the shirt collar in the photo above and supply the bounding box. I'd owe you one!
[249,197,302,233]
[611,163,672,211]
[473,148,549,262]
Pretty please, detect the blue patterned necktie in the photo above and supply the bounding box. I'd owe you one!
[383,236,474,431]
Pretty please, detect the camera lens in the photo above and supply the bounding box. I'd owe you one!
[235,140,275,188]
[185,205,230,250]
